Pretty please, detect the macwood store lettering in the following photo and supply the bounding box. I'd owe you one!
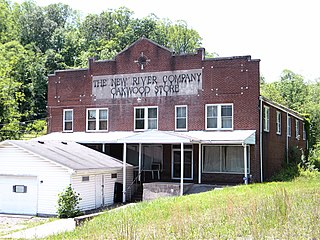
[92,69,202,99]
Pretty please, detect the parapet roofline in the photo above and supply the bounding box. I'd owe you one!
[49,68,88,77]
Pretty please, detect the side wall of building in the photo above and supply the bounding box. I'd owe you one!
[262,101,306,180]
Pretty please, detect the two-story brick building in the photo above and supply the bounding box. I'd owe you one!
[40,37,306,201]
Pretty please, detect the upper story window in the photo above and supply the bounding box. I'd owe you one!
[175,105,187,131]
[295,119,300,139]
[86,108,108,131]
[276,111,281,135]
[134,106,158,131]
[63,109,73,132]
[287,116,291,137]
[206,104,233,130]
[263,106,270,132]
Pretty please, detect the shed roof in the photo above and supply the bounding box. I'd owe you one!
[2,140,128,171]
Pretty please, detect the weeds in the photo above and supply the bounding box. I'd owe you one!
[48,173,320,240]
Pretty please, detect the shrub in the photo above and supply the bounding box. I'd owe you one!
[57,185,82,218]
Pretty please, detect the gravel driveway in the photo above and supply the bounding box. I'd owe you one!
[0,215,47,236]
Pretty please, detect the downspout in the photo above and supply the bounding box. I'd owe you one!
[259,96,264,182]
[286,112,289,164]
[243,143,248,185]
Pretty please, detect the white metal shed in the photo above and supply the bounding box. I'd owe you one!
[0,140,133,216]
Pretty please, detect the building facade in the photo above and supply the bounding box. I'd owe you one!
[45,38,306,195]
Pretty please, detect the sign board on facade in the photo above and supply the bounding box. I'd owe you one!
[92,69,202,99]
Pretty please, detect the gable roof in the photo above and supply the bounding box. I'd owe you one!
[2,140,129,172]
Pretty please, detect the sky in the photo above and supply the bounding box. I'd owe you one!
[15,0,320,82]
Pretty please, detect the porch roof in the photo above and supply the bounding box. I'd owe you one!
[182,130,256,145]
[36,130,256,145]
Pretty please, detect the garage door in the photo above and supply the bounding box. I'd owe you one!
[0,176,38,215]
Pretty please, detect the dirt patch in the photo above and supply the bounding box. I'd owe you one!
[0,215,46,236]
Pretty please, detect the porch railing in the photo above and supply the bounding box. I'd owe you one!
[126,167,144,201]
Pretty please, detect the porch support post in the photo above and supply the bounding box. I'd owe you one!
[243,143,248,185]
[198,143,202,184]
[180,142,184,196]
[122,142,127,203]
[138,143,142,182]
[102,143,106,153]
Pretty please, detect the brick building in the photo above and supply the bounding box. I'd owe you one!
[42,37,306,201]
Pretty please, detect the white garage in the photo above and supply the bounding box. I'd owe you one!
[0,140,133,216]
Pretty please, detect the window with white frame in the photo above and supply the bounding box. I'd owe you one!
[263,106,270,132]
[287,116,291,137]
[295,119,300,139]
[134,106,158,130]
[206,104,233,130]
[303,123,306,140]
[63,109,73,132]
[86,108,108,131]
[202,145,250,173]
[276,111,281,135]
[175,105,187,130]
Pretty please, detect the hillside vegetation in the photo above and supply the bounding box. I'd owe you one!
[49,171,320,239]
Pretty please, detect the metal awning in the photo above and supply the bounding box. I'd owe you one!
[182,130,256,145]
[35,130,256,145]
[117,131,193,144]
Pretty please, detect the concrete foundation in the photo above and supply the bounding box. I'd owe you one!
[143,182,193,201]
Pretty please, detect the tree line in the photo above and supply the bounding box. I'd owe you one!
[0,0,319,150]
[0,0,203,140]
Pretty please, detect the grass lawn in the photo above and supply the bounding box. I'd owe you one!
[48,173,320,239]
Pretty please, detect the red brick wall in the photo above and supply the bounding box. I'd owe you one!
[50,38,310,183]
[262,102,307,180]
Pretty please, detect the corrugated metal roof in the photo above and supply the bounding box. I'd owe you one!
[5,140,127,171]
[181,130,256,144]
[35,130,256,145]
[117,131,193,144]
[35,131,135,143]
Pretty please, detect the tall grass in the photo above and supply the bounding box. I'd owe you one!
[48,173,320,239]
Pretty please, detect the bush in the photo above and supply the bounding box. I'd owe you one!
[308,144,320,170]
[57,185,82,218]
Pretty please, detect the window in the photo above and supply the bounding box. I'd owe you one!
[63,109,73,132]
[13,185,27,193]
[86,108,108,131]
[295,119,300,139]
[303,123,306,141]
[263,106,270,132]
[206,104,233,130]
[111,173,117,179]
[276,111,281,135]
[202,145,249,173]
[287,116,291,137]
[82,176,89,182]
[134,107,158,131]
[175,105,187,130]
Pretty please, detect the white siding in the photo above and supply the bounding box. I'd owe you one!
[71,175,96,211]
[104,173,116,206]
[0,143,70,215]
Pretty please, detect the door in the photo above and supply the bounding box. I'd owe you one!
[95,175,104,208]
[172,148,193,180]
[0,175,38,215]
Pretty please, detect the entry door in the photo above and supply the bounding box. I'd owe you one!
[172,149,193,180]
[95,175,104,208]
[0,176,38,215]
